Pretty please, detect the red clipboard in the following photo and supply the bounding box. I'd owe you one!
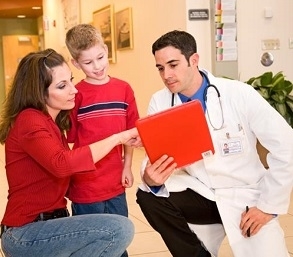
[136,100,214,168]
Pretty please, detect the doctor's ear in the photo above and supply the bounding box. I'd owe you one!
[71,59,81,69]
[189,53,199,66]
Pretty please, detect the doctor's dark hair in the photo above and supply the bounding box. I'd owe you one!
[0,48,71,144]
[152,30,197,64]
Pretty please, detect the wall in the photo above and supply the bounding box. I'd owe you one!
[0,18,38,109]
[186,0,293,82]
[43,0,187,116]
[186,0,214,72]
[42,0,293,115]
[237,1,293,82]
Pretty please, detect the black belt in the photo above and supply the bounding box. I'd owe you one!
[1,208,69,237]
[34,208,69,222]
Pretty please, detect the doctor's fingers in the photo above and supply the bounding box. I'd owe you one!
[240,208,271,237]
[144,156,177,185]
[146,155,176,172]
[240,215,251,237]
[246,207,273,225]
[248,222,263,237]
[143,165,175,186]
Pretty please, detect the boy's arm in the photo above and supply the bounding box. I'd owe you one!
[122,145,134,188]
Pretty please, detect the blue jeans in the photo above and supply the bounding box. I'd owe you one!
[1,214,134,257]
[72,193,129,257]
[72,193,128,217]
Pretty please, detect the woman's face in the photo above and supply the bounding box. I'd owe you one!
[45,63,77,120]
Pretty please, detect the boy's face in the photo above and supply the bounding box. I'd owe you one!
[72,44,109,84]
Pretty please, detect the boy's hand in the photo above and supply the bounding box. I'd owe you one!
[122,167,134,188]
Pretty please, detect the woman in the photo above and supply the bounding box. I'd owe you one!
[0,49,141,257]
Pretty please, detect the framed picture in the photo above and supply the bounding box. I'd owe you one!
[115,7,133,50]
[60,0,80,46]
[93,5,116,63]
[61,0,80,32]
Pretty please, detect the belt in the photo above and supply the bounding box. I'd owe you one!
[1,208,69,237]
[34,208,69,222]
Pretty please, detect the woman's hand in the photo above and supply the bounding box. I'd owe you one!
[118,128,142,147]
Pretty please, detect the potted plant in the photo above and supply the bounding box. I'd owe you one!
[245,71,293,167]
[246,71,293,127]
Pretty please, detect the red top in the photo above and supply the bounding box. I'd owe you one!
[1,109,96,227]
[66,78,139,203]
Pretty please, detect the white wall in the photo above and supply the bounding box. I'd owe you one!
[42,0,293,115]
[237,1,293,82]
[186,0,213,72]
[43,0,186,116]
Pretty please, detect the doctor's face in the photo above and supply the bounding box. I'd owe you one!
[154,46,199,96]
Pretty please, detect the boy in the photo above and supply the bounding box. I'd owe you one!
[65,24,139,257]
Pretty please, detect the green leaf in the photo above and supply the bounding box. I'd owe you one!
[246,71,293,127]
[271,92,286,103]
[250,78,262,88]
[283,80,293,94]
[246,77,256,85]
[260,72,273,86]
[275,103,287,117]
[287,94,293,101]
[286,97,293,112]
[272,71,284,86]
[257,88,270,99]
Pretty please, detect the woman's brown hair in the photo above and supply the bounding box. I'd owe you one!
[0,48,71,144]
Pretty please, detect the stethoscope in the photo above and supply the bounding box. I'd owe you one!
[171,71,224,130]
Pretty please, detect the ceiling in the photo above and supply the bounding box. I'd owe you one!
[0,0,43,19]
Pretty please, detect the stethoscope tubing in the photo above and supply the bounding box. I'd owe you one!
[171,71,224,130]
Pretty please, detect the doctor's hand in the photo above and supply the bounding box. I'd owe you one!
[240,206,275,238]
[143,155,177,186]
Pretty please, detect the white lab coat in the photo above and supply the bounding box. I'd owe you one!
[138,70,293,257]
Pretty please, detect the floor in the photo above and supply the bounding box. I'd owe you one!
[0,147,293,256]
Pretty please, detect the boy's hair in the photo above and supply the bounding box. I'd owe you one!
[65,24,104,60]
[152,30,197,64]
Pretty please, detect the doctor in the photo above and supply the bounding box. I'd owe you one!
[136,30,293,257]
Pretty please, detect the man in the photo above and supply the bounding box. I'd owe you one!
[136,30,293,257]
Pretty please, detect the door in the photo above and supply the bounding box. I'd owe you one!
[2,35,39,95]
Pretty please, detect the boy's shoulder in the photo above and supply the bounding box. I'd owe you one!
[74,77,133,90]
[109,76,129,85]
[109,77,135,90]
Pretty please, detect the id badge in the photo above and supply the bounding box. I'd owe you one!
[220,137,243,156]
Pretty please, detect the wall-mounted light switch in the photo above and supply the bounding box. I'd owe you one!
[261,39,280,50]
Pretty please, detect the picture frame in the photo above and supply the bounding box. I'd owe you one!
[61,0,80,32]
[60,0,80,47]
[115,7,133,51]
[93,5,116,63]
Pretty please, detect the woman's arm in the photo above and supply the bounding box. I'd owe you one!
[89,127,140,163]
